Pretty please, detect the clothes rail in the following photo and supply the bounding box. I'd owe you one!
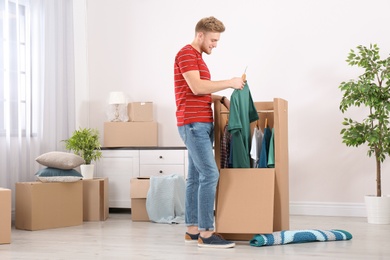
[220,110,274,115]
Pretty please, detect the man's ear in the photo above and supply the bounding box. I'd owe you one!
[197,31,204,40]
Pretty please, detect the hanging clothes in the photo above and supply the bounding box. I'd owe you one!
[228,136,234,168]
[250,125,263,168]
[220,124,231,168]
[228,82,259,168]
[267,128,275,168]
[258,126,272,168]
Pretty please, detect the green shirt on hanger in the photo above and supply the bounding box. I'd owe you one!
[228,82,259,168]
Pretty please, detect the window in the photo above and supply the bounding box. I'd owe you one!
[0,0,31,136]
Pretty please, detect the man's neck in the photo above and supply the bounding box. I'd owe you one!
[190,40,202,54]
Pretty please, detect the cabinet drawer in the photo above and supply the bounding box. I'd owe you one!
[140,165,185,177]
[140,150,184,165]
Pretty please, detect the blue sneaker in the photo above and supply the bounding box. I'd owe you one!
[198,233,236,248]
[185,232,199,243]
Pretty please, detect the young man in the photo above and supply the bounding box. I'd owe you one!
[174,16,244,249]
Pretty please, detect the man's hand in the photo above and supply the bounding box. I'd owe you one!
[230,77,245,90]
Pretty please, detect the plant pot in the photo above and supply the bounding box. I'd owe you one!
[80,164,95,180]
[364,195,390,224]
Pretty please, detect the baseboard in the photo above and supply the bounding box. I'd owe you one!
[290,201,367,217]
[11,202,367,222]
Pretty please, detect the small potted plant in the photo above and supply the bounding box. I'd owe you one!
[63,127,103,179]
[339,44,390,224]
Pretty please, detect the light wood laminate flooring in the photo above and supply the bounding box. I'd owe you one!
[1,213,389,259]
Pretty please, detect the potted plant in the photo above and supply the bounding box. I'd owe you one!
[339,43,390,224]
[63,127,103,179]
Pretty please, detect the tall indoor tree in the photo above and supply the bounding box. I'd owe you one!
[339,44,390,197]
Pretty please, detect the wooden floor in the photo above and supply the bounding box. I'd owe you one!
[1,213,389,259]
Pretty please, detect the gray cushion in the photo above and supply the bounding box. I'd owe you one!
[36,151,85,170]
[35,167,83,182]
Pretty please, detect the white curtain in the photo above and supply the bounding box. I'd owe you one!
[0,0,75,196]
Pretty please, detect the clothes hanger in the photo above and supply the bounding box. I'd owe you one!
[242,66,248,82]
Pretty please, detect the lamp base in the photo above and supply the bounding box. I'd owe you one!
[111,105,121,122]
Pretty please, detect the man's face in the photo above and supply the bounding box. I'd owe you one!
[199,32,220,55]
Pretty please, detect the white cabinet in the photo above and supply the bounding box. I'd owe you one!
[139,150,185,178]
[96,148,186,208]
[96,150,139,208]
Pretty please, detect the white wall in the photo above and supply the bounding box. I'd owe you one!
[82,0,390,215]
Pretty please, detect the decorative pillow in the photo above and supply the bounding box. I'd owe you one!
[35,167,83,182]
[36,151,85,170]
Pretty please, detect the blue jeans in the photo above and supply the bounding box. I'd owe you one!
[178,122,219,231]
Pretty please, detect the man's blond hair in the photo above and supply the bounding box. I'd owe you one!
[195,16,225,34]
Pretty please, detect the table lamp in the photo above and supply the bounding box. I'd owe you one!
[109,91,126,122]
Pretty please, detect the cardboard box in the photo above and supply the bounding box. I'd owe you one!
[128,102,153,122]
[104,122,158,147]
[215,168,275,240]
[82,178,109,221]
[15,181,83,231]
[130,178,150,221]
[0,188,11,244]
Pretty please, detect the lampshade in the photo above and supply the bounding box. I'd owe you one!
[108,92,126,105]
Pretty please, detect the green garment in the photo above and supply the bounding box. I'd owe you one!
[228,83,259,168]
[267,128,275,168]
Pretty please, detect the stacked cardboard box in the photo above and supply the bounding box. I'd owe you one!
[128,102,153,122]
[82,178,109,221]
[15,182,83,231]
[0,188,11,244]
[130,178,150,222]
[104,102,158,147]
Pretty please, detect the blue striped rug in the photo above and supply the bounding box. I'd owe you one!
[250,229,352,247]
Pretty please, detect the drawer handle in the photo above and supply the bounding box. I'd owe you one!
[159,170,163,174]
[159,155,163,159]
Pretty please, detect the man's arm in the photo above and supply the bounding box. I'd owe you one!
[183,70,244,95]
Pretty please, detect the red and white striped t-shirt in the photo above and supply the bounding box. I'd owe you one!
[174,44,212,126]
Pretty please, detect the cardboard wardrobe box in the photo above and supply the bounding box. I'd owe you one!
[128,102,153,122]
[82,178,109,221]
[0,188,11,244]
[215,169,275,240]
[104,122,158,147]
[130,178,150,222]
[213,98,290,241]
[15,181,83,231]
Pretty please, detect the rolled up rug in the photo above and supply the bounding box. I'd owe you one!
[250,229,352,247]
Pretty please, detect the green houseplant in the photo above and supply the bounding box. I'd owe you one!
[63,127,102,164]
[339,44,390,223]
[63,127,103,179]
